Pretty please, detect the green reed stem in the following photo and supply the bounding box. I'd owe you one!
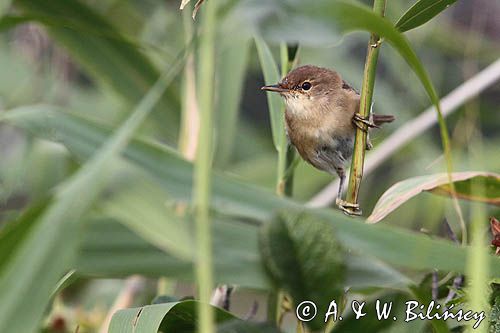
[194,1,217,332]
[345,0,386,214]
[276,43,299,197]
[270,43,299,327]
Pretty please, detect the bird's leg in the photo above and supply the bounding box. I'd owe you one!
[352,113,379,132]
[353,113,375,151]
[334,169,362,216]
[366,137,373,150]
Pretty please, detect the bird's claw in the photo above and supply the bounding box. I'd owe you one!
[335,198,362,216]
[352,113,378,132]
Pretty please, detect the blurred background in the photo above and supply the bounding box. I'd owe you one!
[0,0,499,331]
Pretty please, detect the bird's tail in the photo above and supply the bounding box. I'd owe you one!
[373,114,395,126]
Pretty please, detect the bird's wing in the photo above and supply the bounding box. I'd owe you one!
[341,79,360,95]
[342,79,395,124]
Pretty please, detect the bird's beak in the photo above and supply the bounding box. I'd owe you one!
[261,84,289,93]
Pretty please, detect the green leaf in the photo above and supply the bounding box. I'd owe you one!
[109,300,235,333]
[0,197,81,333]
[368,172,500,223]
[345,255,411,291]
[98,175,194,261]
[430,173,500,205]
[0,43,182,332]
[77,218,193,279]
[0,199,50,269]
[5,107,500,282]
[255,36,286,152]
[395,0,458,32]
[260,211,346,330]
[217,320,282,333]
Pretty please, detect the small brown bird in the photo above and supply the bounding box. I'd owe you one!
[262,65,394,213]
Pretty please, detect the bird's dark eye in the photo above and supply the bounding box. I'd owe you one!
[302,82,312,90]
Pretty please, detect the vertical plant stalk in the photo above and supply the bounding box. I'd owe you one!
[464,8,488,326]
[271,44,299,326]
[345,0,386,214]
[276,43,299,197]
[467,178,489,333]
[194,0,216,333]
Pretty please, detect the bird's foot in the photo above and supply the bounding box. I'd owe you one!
[335,198,362,216]
[352,113,379,132]
[366,140,373,150]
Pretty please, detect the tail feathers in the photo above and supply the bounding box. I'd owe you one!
[373,114,395,126]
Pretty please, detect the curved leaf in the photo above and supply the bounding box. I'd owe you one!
[431,174,500,204]
[368,172,500,223]
[109,300,235,333]
[0,197,80,333]
[255,36,285,152]
[395,0,458,32]
[99,176,194,261]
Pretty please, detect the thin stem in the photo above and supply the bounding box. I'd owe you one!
[464,7,488,326]
[272,44,299,327]
[194,1,217,333]
[276,43,299,197]
[345,0,386,213]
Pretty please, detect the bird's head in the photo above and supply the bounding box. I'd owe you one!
[261,65,342,99]
[261,65,343,117]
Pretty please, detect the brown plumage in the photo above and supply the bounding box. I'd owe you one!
[262,65,394,213]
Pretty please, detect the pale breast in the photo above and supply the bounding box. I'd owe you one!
[284,91,357,172]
